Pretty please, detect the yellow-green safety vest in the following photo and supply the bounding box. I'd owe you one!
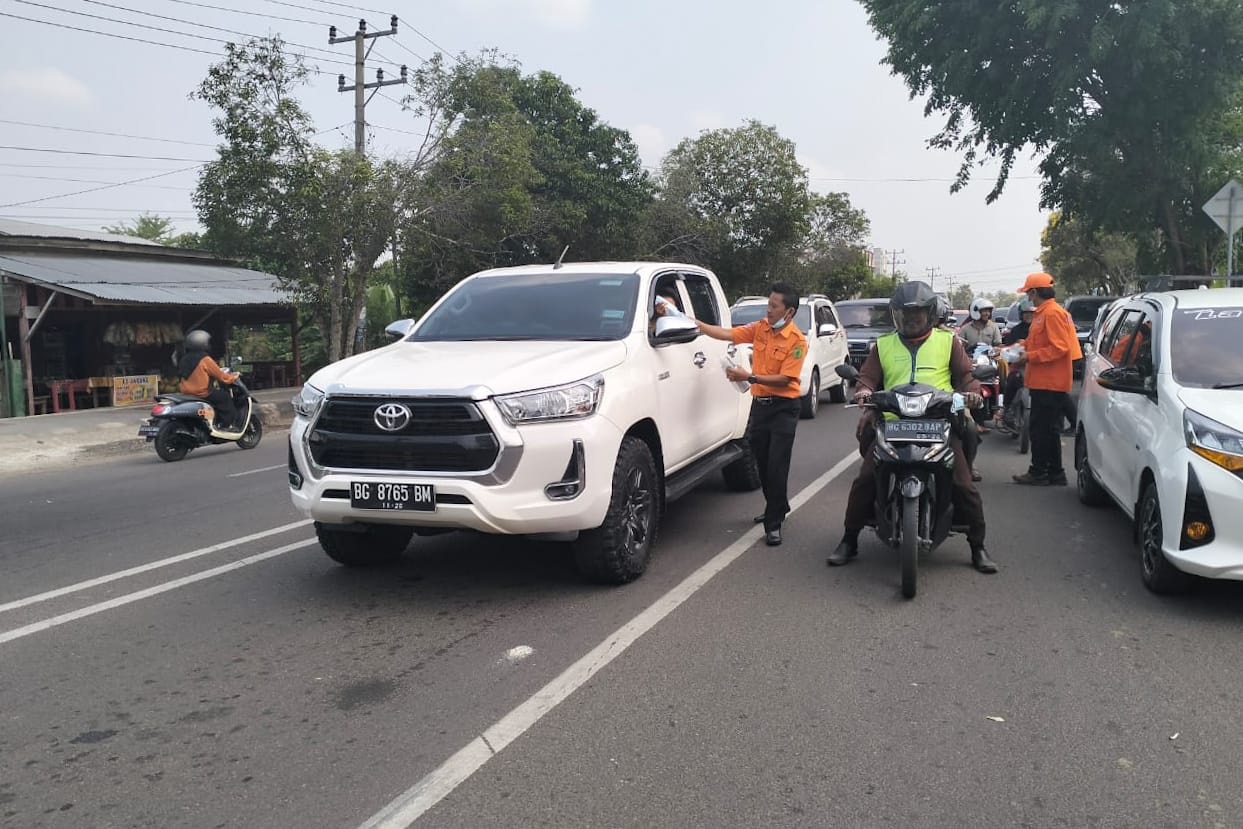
[875,329,955,420]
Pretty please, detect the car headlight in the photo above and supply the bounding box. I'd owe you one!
[292,384,325,418]
[1184,409,1243,473]
[495,375,604,425]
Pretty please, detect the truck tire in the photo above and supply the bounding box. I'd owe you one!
[575,437,658,584]
[316,522,414,567]
[721,438,762,491]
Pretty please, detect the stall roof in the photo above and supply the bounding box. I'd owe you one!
[0,251,288,306]
[0,218,163,248]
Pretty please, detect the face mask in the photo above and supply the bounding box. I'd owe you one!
[771,315,789,330]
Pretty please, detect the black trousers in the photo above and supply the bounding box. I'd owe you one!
[207,387,238,429]
[1028,389,1067,477]
[747,397,800,531]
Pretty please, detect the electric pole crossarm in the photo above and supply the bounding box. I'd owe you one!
[327,15,405,155]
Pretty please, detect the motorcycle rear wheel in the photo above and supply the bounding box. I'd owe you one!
[154,421,190,462]
[900,494,919,599]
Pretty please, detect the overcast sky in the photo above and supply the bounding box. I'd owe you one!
[0,0,1049,295]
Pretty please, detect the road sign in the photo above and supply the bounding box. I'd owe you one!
[1203,179,1243,280]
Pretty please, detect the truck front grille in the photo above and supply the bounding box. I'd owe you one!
[309,397,500,472]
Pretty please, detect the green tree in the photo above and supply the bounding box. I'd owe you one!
[653,120,813,296]
[103,213,176,243]
[949,284,975,310]
[1040,211,1138,296]
[860,0,1243,274]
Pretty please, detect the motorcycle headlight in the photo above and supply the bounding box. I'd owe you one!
[1184,409,1243,473]
[495,375,604,425]
[897,392,932,418]
[292,384,325,418]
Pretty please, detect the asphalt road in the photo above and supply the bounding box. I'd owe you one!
[1,411,1241,829]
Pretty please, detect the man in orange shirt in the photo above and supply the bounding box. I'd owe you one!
[178,329,240,429]
[1011,273,1082,486]
[696,283,808,546]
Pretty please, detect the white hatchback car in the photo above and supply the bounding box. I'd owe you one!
[729,293,851,418]
[1076,288,1243,593]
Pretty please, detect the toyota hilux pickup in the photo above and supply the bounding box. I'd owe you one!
[288,262,761,583]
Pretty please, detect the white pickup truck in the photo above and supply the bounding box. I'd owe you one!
[288,261,760,583]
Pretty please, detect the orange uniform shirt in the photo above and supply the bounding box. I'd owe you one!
[1022,300,1082,392]
[731,319,808,399]
[180,355,236,397]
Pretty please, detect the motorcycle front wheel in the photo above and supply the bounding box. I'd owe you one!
[236,416,263,450]
[900,494,919,599]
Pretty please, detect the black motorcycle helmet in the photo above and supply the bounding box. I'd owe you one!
[890,281,938,339]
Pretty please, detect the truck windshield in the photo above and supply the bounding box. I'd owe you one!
[409,272,641,341]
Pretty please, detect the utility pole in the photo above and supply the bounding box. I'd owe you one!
[329,16,408,155]
[887,248,906,286]
[925,266,942,292]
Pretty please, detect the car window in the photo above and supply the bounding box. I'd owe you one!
[794,305,813,334]
[815,304,834,330]
[837,303,894,329]
[1096,305,1130,354]
[731,303,767,326]
[1105,310,1146,366]
[1170,306,1243,389]
[682,274,720,325]
[411,272,639,341]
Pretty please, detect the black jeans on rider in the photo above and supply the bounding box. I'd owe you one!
[843,414,986,549]
[747,396,800,531]
[1027,389,1067,479]
[207,386,239,430]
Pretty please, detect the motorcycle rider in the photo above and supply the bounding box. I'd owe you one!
[958,297,1003,352]
[178,329,240,430]
[828,281,998,574]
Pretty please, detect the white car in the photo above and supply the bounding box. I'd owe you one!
[1075,288,1243,593]
[288,262,760,584]
[729,293,851,418]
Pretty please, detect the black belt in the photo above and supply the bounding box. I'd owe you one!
[752,396,794,405]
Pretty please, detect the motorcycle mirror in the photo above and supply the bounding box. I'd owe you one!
[835,363,859,381]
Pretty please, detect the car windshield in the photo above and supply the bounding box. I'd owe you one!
[731,303,812,332]
[836,303,894,329]
[1068,298,1112,326]
[1170,306,1243,389]
[410,272,640,341]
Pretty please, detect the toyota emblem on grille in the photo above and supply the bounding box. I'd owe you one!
[374,403,412,432]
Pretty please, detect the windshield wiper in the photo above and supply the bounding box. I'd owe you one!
[1212,382,1243,389]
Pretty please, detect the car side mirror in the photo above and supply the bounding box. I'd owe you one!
[1097,366,1155,397]
[384,319,415,340]
[835,363,859,381]
[653,315,700,343]
[818,323,838,336]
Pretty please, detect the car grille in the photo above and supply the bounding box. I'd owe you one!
[309,397,500,472]
[847,340,871,367]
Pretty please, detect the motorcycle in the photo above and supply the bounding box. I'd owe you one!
[836,362,994,599]
[138,375,263,462]
[993,345,1030,454]
[967,342,1002,426]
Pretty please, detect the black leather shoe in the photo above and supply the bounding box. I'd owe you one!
[753,514,767,524]
[971,546,999,574]
[1046,472,1068,486]
[765,528,783,547]
[827,540,858,566]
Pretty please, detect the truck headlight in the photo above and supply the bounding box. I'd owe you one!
[495,375,604,425]
[292,384,325,418]
[1184,409,1243,473]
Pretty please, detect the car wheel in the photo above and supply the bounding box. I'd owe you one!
[1137,483,1192,594]
[1075,433,1110,507]
[800,370,819,419]
[575,437,659,584]
[828,362,848,403]
[316,523,413,567]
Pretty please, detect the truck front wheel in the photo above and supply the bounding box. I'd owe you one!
[574,437,658,584]
[316,523,414,567]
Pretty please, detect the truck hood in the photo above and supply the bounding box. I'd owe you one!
[308,340,629,399]
[1177,388,1243,432]
[843,326,894,342]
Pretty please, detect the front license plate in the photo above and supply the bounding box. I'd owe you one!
[350,481,436,511]
[884,419,947,442]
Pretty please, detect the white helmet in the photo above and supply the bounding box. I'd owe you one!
[969,297,995,321]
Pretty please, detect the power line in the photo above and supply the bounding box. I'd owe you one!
[165,0,325,27]
[0,10,221,55]
[0,146,212,162]
[0,173,193,191]
[0,166,206,209]
[302,0,390,16]
[810,175,1040,183]
[0,118,216,147]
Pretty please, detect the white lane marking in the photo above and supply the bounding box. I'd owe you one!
[228,464,287,478]
[499,646,535,665]
[0,538,316,646]
[359,450,861,829]
[0,520,312,615]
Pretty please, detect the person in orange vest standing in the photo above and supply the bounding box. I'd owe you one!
[1010,273,1082,486]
